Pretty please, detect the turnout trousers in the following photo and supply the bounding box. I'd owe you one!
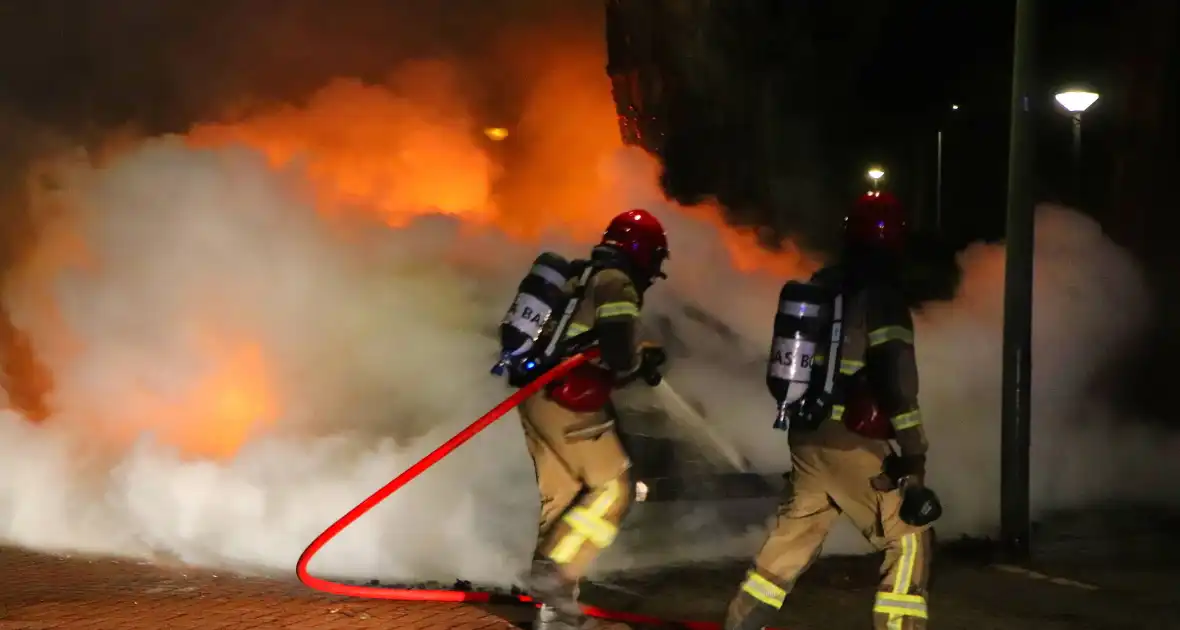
[518,394,635,583]
[726,422,933,630]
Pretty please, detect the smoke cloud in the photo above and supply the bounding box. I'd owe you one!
[0,2,1177,588]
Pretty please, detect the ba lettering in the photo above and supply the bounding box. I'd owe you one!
[518,306,543,326]
[772,351,813,368]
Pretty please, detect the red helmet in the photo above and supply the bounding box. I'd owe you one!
[844,191,907,252]
[601,209,670,280]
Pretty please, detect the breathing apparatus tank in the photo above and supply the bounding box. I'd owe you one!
[766,281,843,432]
[491,253,600,387]
[492,252,574,383]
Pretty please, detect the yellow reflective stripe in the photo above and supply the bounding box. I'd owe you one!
[586,479,621,514]
[873,592,928,620]
[561,508,618,548]
[596,301,639,320]
[813,355,826,366]
[549,531,583,563]
[891,409,922,431]
[831,404,920,431]
[869,326,913,347]
[739,570,787,609]
[872,533,926,622]
[839,359,864,375]
[548,479,622,565]
[893,533,918,595]
[562,322,591,339]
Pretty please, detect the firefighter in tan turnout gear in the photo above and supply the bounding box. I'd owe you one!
[492,209,669,630]
[726,192,942,630]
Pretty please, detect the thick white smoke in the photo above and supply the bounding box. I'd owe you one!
[0,132,1174,588]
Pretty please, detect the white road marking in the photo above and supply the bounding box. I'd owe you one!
[991,564,1101,591]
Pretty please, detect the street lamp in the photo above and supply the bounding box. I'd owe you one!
[936,103,961,234]
[1053,89,1099,204]
[867,166,885,190]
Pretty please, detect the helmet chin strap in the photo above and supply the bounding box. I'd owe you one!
[592,244,665,291]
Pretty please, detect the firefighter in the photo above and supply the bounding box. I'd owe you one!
[725,191,935,630]
[521,208,669,629]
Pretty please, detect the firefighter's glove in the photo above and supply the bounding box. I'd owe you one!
[899,484,943,527]
[871,454,926,492]
[638,343,667,386]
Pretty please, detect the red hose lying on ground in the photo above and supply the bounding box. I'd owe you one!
[295,350,732,629]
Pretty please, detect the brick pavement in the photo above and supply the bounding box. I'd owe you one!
[0,547,541,630]
[3,544,1179,630]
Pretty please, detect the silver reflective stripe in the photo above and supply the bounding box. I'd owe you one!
[779,300,823,318]
[529,264,567,288]
[543,264,596,357]
[822,294,844,394]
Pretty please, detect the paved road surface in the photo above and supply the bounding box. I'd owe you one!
[3,542,1178,629]
[0,547,543,630]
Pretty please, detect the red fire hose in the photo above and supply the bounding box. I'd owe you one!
[295,350,729,628]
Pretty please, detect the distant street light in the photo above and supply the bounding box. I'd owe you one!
[1053,89,1099,204]
[867,166,885,190]
[936,103,962,234]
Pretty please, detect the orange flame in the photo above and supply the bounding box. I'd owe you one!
[10,29,817,458]
[188,64,499,229]
[178,340,279,459]
[183,42,816,278]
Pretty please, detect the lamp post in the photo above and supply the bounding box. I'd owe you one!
[935,104,960,234]
[1001,0,1037,562]
[867,166,885,190]
[1053,89,1099,204]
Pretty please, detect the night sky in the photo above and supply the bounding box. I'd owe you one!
[854,0,1176,249]
[662,1,1175,250]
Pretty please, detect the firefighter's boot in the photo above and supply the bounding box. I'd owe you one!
[527,559,587,629]
[534,603,598,630]
[724,606,774,630]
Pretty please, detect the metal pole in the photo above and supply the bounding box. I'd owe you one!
[1000,0,1036,561]
[1071,113,1083,205]
[936,129,944,233]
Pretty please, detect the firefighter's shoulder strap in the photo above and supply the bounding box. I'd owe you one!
[542,258,602,358]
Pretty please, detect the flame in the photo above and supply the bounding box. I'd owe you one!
[182,38,816,277]
[113,336,279,459]
[188,63,499,230]
[7,169,279,457]
[178,340,278,459]
[9,25,816,459]
[167,40,813,455]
